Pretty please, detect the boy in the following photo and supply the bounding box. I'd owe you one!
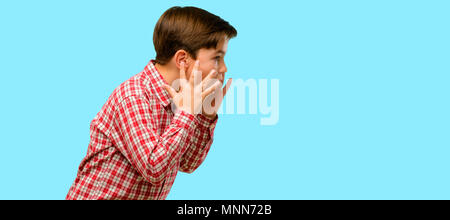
[66,6,237,200]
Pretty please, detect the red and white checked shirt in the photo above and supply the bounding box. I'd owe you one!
[66,60,218,200]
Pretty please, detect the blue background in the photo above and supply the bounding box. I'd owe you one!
[0,0,449,199]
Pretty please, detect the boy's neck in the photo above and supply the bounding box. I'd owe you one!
[154,62,178,87]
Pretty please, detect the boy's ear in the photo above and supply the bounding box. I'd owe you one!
[174,49,190,69]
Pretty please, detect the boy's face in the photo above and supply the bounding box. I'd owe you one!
[187,36,229,85]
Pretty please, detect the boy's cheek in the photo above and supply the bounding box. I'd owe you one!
[200,66,212,78]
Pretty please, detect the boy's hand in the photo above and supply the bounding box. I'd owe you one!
[163,60,221,116]
[201,77,232,119]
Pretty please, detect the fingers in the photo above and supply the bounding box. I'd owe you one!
[163,84,177,99]
[202,69,219,91]
[189,60,200,86]
[211,78,232,109]
[222,78,232,97]
[213,78,232,109]
[203,69,218,85]
[202,81,221,100]
[201,78,232,105]
[193,59,199,72]
[179,61,187,87]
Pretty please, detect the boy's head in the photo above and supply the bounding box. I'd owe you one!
[153,6,237,83]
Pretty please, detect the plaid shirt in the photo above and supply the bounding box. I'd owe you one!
[66,60,218,200]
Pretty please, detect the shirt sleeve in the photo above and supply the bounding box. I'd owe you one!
[113,95,196,185]
[178,114,218,173]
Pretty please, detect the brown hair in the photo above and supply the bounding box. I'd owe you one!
[153,6,237,65]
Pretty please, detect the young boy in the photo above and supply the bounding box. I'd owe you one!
[66,6,237,200]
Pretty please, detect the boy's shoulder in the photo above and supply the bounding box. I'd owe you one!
[112,71,153,105]
[92,63,164,135]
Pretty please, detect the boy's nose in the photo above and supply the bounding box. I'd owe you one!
[219,62,227,75]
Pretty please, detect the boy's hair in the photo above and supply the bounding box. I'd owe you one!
[153,6,237,65]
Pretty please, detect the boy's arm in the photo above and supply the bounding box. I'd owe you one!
[113,95,196,185]
[178,114,218,173]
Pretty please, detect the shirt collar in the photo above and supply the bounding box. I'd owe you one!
[144,59,171,107]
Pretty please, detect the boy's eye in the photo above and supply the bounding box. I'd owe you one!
[214,56,221,60]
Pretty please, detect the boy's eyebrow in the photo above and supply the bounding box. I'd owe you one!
[216,50,226,55]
